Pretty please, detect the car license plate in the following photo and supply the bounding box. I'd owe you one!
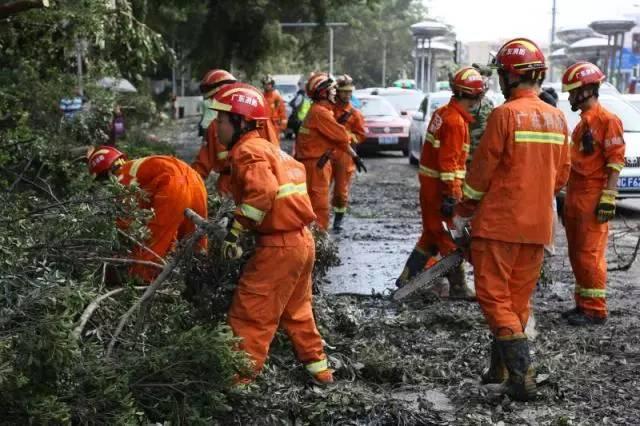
[618,177,640,188]
[379,136,398,145]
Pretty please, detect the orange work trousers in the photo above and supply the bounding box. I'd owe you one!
[227,228,326,373]
[564,182,608,318]
[301,159,332,230]
[416,177,457,256]
[471,238,543,336]
[129,174,208,282]
[331,150,355,213]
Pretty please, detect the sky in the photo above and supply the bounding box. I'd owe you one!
[424,0,640,44]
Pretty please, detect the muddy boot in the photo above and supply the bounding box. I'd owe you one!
[333,212,345,232]
[567,311,606,326]
[560,306,581,319]
[497,337,536,401]
[395,248,429,288]
[446,263,476,301]
[482,338,508,385]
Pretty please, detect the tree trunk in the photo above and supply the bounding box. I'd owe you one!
[0,0,50,20]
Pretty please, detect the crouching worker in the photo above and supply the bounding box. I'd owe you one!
[87,146,208,282]
[211,82,333,385]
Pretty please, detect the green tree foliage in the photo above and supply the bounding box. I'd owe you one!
[0,2,247,423]
[328,0,428,87]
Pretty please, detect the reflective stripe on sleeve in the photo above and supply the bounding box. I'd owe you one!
[239,203,266,222]
[217,151,229,160]
[606,163,624,172]
[455,170,466,179]
[426,133,440,148]
[276,182,307,199]
[129,158,147,178]
[463,182,485,200]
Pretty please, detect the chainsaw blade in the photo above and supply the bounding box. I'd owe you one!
[393,250,464,302]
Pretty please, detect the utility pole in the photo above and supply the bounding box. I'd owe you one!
[382,35,387,86]
[550,0,557,81]
[281,22,349,75]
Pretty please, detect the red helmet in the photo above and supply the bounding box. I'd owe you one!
[199,69,236,97]
[87,146,126,177]
[336,74,354,91]
[493,38,547,77]
[451,67,485,97]
[562,62,606,92]
[210,82,269,121]
[306,72,334,100]
[261,74,275,87]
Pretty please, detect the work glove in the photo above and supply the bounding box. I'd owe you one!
[316,149,333,169]
[596,189,617,223]
[440,196,457,218]
[353,155,367,173]
[221,219,245,260]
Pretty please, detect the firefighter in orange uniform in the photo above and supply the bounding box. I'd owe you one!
[295,72,367,230]
[262,74,287,143]
[453,38,570,401]
[210,83,333,385]
[561,62,625,326]
[331,74,366,231]
[87,147,208,283]
[395,67,485,300]
[192,69,279,195]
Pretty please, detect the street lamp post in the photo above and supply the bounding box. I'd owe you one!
[281,22,349,75]
[410,21,448,92]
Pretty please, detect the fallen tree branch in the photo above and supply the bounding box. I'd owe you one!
[106,208,219,357]
[72,286,147,340]
[118,229,166,265]
[87,257,164,270]
[608,235,640,272]
[0,0,49,20]
[8,157,33,192]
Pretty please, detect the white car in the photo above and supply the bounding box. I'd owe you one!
[407,90,505,165]
[554,92,640,198]
[368,87,425,117]
[621,93,640,112]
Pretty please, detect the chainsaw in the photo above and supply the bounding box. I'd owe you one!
[393,221,471,302]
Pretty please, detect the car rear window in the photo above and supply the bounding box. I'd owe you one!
[379,92,424,113]
[360,98,399,117]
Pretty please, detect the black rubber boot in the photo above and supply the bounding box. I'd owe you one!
[561,306,581,319]
[395,249,429,288]
[567,311,606,326]
[481,337,508,385]
[333,212,345,232]
[497,337,536,401]
[446,263,476,301]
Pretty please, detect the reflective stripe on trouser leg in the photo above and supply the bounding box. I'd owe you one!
[228,235,325,373]
[331,150,355,212]
[279,231,326,365]
[471,238,544,336]
[417,176,457,256]
[302,159,332,230]
[564,185,608,318]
